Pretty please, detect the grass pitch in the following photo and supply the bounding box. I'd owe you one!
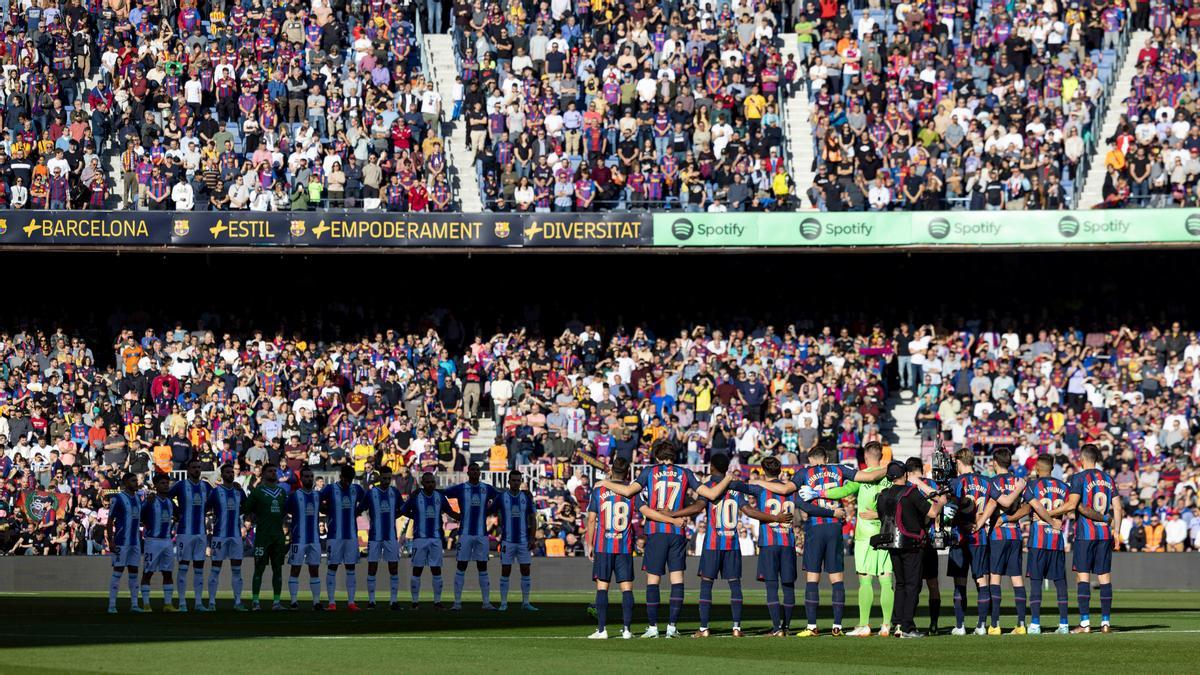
[0,589,1195,673]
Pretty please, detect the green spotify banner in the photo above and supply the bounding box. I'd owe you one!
[653,210,1200,247]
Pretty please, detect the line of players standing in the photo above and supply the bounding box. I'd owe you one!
[105,460,542,613]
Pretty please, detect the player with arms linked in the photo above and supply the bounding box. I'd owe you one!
[946,448,990,635]
[667,453,794,638]
[399,471,461,608]
[975,447,1031,634]
[585,457,683,639]
[1041,444,1122,633]
[205,463,248,610]
[1020,455,1071,634]
[598,440,736,638]
[752,445,885,637]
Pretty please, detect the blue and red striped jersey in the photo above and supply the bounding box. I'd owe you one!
[750,482,795,547]
[1070,468,1115,540]
[587,485,640,554]
[986,473,1024,541]
[635,464,699,536]
[702,478,751,551]
[1023,476,1068,550]
[792,463,854,528]
[952,473,990,546]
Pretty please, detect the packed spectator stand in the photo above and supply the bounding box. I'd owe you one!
[1,317,1197,556]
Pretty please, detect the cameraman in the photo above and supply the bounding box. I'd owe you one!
[877,459,950,638]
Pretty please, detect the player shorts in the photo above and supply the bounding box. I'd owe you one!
[110,542,143,569]
[757,545,798,583]
[1072,539,1113,575]
[176,534,207,562]
[210,536,244,562]
[143,538,176,573]
[803,524,844,574]
[698,549,742,580]
[500,541,532,566]
[921,545,940,580]
[1027,548,1066,581]
[853,541,893,577]
[593,552,634,584]
[457,534,490,562]
[412,538,444,567]
[642,533,687,575]
[288,542,322,566]
[368,540,400,564]
[327,539,360,565]
[948,543,988,580]
[988,539,1023,577]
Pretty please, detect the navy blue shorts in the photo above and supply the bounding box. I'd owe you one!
[756,545,797,583]
[593,552,634,584]
[803,524,844,574]
[988,539,1023,577]
[642,533,687,575]
[698,549,742,580]
[1072,539,1113,575]
[1026,548,1066,581]
[948,543,989,580]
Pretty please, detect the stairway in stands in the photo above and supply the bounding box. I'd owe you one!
[1079,30,1150,207]
[885,391,923,462]
[424,33,483,212]
[778,34,816,206]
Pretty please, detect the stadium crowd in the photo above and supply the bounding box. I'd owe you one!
[0,0,460,212]
[803,0,1128,212]
[0,317,1198,556]
[453,0,800,212]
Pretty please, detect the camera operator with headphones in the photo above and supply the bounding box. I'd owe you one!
[874,458,950,638]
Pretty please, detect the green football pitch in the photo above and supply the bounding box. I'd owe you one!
[0,590,1195,673]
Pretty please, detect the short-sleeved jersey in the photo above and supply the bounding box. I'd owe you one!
[1023,476,1068,550]
[400,489,452,540]
[494,490,535,545]
[207,484,246,539]
[702,478,752,551]
[444,481,499,537]
[244,484,290,543]
[140,496,175,539]
[362,485,403,542]
[985,473,1024,541]
[320,482,366,541]
[286,488,321,546]
[792,463,855,527]
[749,482,795,547]
[109,491,142,547]
[587,485,639,554]
[952,473,990,546]
[1070,468,1115,540]
[168,479,212,537]
[634,464,700,536]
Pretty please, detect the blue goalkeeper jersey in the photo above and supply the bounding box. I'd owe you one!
[168,479,211,537]
[444,481,498,537]
[362,485,403,542]
[141,496,175,540]
[286,488,321,546]
[207,484,246,539]
[320,482,365,542]
[400,490,453,540]
[109,491,142,547]
[492,490,535,545]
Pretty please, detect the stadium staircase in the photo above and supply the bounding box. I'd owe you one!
[425,32,484,212]
[468,416,497,461]
[779,35,816,206]
[884,391,923,462]
[1079,30,1150,208]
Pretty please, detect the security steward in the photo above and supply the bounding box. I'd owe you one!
[876,460,949,638]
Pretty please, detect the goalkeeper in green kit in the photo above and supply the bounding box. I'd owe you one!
[243,463,290,610]
[800,442,894,636]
